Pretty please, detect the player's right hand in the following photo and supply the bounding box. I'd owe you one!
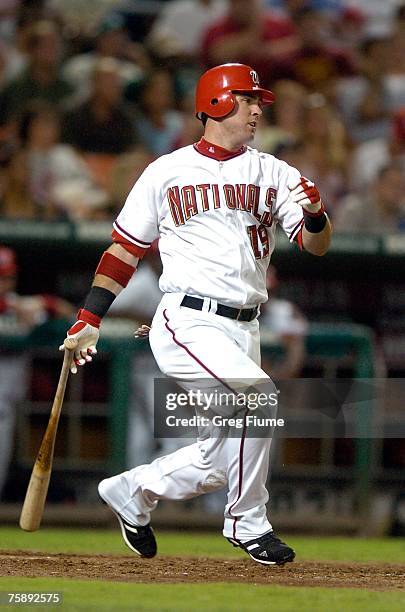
[288,176,323,215]
[59,314,99,374]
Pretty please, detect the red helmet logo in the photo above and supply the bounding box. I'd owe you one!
[195,63,275,120]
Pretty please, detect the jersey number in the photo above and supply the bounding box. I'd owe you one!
[247,224,269,259]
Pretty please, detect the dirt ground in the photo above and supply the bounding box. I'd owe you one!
[1,552,404,590]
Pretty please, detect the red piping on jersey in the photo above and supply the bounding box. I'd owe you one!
[114,221,152,246]
[163,308,247,537]
[193,138,247,161]
[290,218,304,242]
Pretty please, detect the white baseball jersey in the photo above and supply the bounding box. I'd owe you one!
[113,139,304,307]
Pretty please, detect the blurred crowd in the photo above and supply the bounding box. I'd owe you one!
[0,0,404,232]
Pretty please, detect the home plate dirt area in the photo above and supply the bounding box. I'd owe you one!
[1,552,404,590]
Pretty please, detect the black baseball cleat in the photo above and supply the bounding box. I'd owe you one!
[228,531,295,566]
[113,513,157,558]
[99,494,156,558]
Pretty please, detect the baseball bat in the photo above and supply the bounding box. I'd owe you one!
[19,338,78,532]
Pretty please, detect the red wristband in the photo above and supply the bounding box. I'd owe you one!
[96,252,135,287]
[303,202,326,218]
[77,308,101,328]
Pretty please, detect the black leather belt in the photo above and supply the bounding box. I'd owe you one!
[180,295,258,322]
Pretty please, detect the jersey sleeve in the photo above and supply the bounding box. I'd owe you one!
[272,161,304,243]
[113,165,159,257]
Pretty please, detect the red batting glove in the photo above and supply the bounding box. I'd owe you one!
[288,176,325,216]
[59,308,100,374]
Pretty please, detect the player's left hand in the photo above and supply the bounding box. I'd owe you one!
[288,176,323,215]
[134,324,151,338]
[59,318,99,374]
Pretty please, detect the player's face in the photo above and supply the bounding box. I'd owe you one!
[224,94,263,146]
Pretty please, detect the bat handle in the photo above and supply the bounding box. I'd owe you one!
[64,338,79,351]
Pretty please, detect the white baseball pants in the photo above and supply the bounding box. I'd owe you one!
[100,293,275,541]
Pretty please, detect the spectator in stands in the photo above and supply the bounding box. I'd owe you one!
[397,2,405,33]
[285,6,357,93]
[385,22,405,112]
[0,20,73,126]
[0,1,20,42]
[62,57,136,155]
[133,69,185,157]
[392,108,405,155]
[350,108,405,191]
[335,37,392,143]
[13,0,54,26]
[287,92,349,215]
[17,102,108,220]
[201,0,299,87]
[108,149,152,213]
[0,149,45,219]
[0,0,59,45]
[269,0,365,52]
[0,245,74,499]
[147,0,226,61]
[334,163,405,234]
[45,0,121,35]
[266,0,343,18]
[330,5,366,52]
[62,12,148,104]
[254,80,307,154]
[0,33,26,90]
[342,0,403,38]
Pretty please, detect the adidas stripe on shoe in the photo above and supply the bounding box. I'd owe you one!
[228,531,295,566]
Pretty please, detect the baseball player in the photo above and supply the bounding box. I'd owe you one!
[62,63,331,565]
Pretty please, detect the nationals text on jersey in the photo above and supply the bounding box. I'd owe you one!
[167,183,277,226]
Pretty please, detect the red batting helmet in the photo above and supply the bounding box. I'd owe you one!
[0,246,17,277]
[195,63,275,120]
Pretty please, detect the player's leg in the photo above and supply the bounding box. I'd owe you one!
[99,294,295,563]
[216,317,295,565]
[219,321,274,541]
[99,295,274,531]
[151,297,295,564]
